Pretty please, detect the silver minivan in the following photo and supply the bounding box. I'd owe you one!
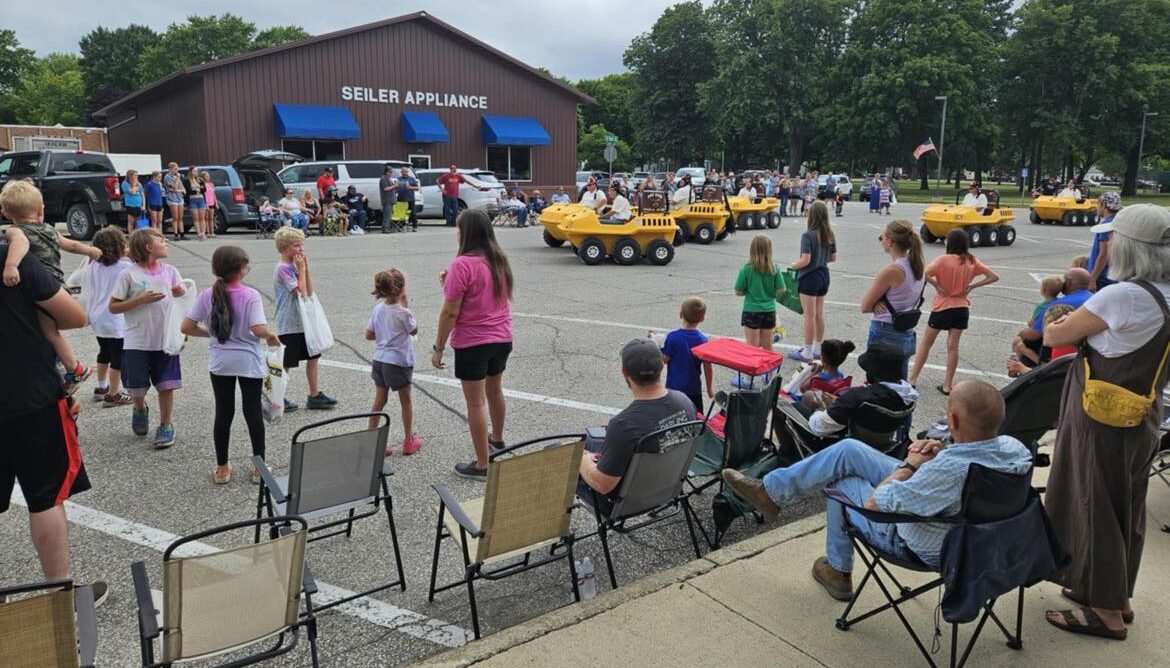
[277,160,425,215]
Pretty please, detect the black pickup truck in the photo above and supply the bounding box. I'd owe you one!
[0,150,123,240]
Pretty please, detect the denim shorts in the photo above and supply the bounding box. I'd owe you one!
[866,319,915,377]
[121,349,183,396]
[188,196,207,210]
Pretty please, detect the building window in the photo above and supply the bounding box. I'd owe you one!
[409,154,431,170]
[281,139,346,161]
[485,146,532,182]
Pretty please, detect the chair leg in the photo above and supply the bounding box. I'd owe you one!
[681,498,703,559]
[345,508,356,538]
[950,622,958,668]
[427,506,446,602]
[567,540,582,603]
[254,484,266,544]
[307,617,321,667]
[1011,586,1024,649]
[382,482,407,591]
[598,523,618,590]
[465,565,481,640]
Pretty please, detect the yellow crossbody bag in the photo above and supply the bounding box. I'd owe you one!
[1081,287,1170,428]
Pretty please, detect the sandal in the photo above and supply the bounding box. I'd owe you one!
[213,466,232,485]
[936,384,951,396]
[1045,607,1127,640]
[1061,589,1133,624]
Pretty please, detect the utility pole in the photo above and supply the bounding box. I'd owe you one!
[1138,105,1158,191]
[935,95,948,198]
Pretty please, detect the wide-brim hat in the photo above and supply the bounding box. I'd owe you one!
[858,342,906,382]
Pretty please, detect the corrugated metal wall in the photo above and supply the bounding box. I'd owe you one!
[111,20,579,187]
[107,83,208,166]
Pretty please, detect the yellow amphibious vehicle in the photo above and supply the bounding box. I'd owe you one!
[558,190,680,266]
[920,188,1017,247]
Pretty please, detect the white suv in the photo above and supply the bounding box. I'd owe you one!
[277,160,425,215]
[416,168,501,218]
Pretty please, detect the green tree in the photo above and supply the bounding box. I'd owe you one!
[78,25,160,120]
[0,29,35,122]
[9,53,85,126]
[624,1,715,165]
[578,124,633,171]
[137,15,309,87]
[576,73,636,158]
[252,26,311,50]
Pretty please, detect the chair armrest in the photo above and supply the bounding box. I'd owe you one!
[252,455,287,504]
[130,561,159,641]
[775,401,813,433]
[490,433,586,460]
[432,484,483,537]
[822,488,958,525]
[74,585,97,668]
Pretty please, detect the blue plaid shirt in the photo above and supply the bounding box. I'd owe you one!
[871,436,1032,567]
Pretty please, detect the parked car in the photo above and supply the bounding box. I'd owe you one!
[416,168,501,218]
[0,149,123,240]
[277,159,425,217]
[675,166,707,187]
[179,150,295,234]
[817,174,853,198]
[466,170,508,200]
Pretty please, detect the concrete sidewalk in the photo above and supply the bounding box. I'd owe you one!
[421,471,1170,667]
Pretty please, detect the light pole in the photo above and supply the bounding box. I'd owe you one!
[1138,106,1158,190]
[935,95,948,197]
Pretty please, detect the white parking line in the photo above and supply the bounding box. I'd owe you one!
[8,491,474,648]
[822,300,1019,326]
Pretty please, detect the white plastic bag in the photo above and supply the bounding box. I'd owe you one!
[162,278,197,356]
[65,257,90,289]
[783,363,815,397]
[297,293,335,356]
[261,345,287,423]
[66,258,93,310]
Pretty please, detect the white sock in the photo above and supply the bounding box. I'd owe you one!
[813,341,822,357]
[802,345,814,358]
[96,382,109,391]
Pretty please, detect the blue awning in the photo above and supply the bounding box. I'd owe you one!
[401,111,449,143]
[480,115,551,146]
[273,103,360,140]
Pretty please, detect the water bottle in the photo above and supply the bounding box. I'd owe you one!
[580,557,597,600]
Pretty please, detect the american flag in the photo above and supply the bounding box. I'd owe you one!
[913,138,936,160]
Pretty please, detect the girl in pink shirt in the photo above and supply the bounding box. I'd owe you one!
[432,210,514,480]
[201,171,218,237]
[908,229,999,394]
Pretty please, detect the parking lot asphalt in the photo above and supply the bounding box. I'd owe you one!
[0,203,1093,666]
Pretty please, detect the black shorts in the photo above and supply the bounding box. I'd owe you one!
[371,361,413,391]
[126,206,143,218]
[454,341,513,381]
[797,267,830,297]
[927,307,970,331]
[1,399,91,513]
[95,336,124,370]
[741,310,776,330]
[280,332,320,369]
[148,204,164,212]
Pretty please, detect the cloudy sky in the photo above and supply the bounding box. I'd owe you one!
[6,1,691,81]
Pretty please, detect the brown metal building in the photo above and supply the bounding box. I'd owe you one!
[94,11,591,190]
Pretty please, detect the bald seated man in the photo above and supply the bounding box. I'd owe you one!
[723,380,1032,602]
[1012,267,1094,363]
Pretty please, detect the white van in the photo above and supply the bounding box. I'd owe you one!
[416,168,501,218]
[277,160,425,215]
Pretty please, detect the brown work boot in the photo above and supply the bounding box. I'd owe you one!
[812,557,854,601]
[721,469,780,517]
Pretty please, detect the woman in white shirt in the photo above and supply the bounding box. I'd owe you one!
[1057,179,1082,200]
[579,180,607,212]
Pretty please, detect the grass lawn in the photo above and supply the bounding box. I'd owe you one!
[848,181,1169,207]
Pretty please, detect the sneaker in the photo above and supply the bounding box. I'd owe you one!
[91,387,108,403]
[283,398,299,413]
[306,392,337,409]
[102,391,133,408]
[488,437,506,453]
[66,396,80,421]
[454,461,487,481]
[131,406,149,436]
[787,349,812,364]
[402,433,423,455]
[153,424,175,449]
[62,362,92,395]
[89,581,109,608]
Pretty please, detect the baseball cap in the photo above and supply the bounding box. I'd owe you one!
[621,338,663,383]
[1109,203,1170,245]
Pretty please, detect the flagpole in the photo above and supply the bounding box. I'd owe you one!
[935,95,948,199]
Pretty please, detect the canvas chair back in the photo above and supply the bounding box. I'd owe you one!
[724,376,781,469]
[849,401,915,451]
[477,440,584,563]
[0,589,79,668]
[610,421,705,521]
[287,419,387,516]
[161,529,307,662]
[999,355,1072,449]
[960,463,1032,523]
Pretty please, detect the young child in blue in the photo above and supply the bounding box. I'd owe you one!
[660,297,714,414]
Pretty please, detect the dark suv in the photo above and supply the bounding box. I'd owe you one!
[179,151,297,234]
[0,150,123,239]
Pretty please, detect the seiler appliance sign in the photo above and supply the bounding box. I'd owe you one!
[340,85,488,109]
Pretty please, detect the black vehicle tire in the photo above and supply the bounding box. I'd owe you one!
[214,208,230,235]
[920,224,937,243]
[715,228,731,241]
[767,211,782,229]
[647,239,675,266]
[578,238,606,265]
[1085,211,1098,226]
[694,222,716,244]
[967,226,984,247]
[1062,212,1077,226]
[65,203,97,240]
[612,238,641,266]
[998,225,1016,246]
[543,229,565,247]
[1029,210,1041,225]
[753,212,766,230]
[736,212,754,230]
[982,225,999,247]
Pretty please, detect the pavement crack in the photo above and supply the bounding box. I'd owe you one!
[686,582,832,668]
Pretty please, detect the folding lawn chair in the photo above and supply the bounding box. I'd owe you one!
[579,420,707,589]
[775,399,915,462]
[824,464,1067,668]
[428,435,585,639]
[255,212,279,239]
[254,413,406,612]
[131,516,319,667]
[385,201,410,233]
[0,580,97,668]
[687,376,783,548]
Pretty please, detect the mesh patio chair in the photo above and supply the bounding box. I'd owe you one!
[131,516,319,667]
[254,413,406,612]
[824,463,1066,668]
[775,399,915,461]
[428,435,585,639]
[0,580,97,668]
[579,420,707,589]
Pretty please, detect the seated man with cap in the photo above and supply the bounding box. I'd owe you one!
[960,183,988,211]
[578,339,696,514]
[723,379,1032,602]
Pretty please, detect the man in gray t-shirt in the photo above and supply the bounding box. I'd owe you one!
[378,166,398,231]
[578,339,697,513]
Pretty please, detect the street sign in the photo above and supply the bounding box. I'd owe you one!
[603,144,617,163]
[604,133,618,145]
[1021,167,1029,178]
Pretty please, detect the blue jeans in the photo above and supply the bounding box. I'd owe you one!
[442,196,459,227]
[284,212,308,231]
[867,319,915,378]
[514,207,528,225]
[349,209,367,230]
[762,439,915,572]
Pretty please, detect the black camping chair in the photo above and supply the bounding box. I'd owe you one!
[824,463,1066,668]
[579,420,707,589]
[775,399,915,462]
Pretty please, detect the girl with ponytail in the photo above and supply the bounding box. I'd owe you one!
[181,246,281,485]
[858,219,927,377]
